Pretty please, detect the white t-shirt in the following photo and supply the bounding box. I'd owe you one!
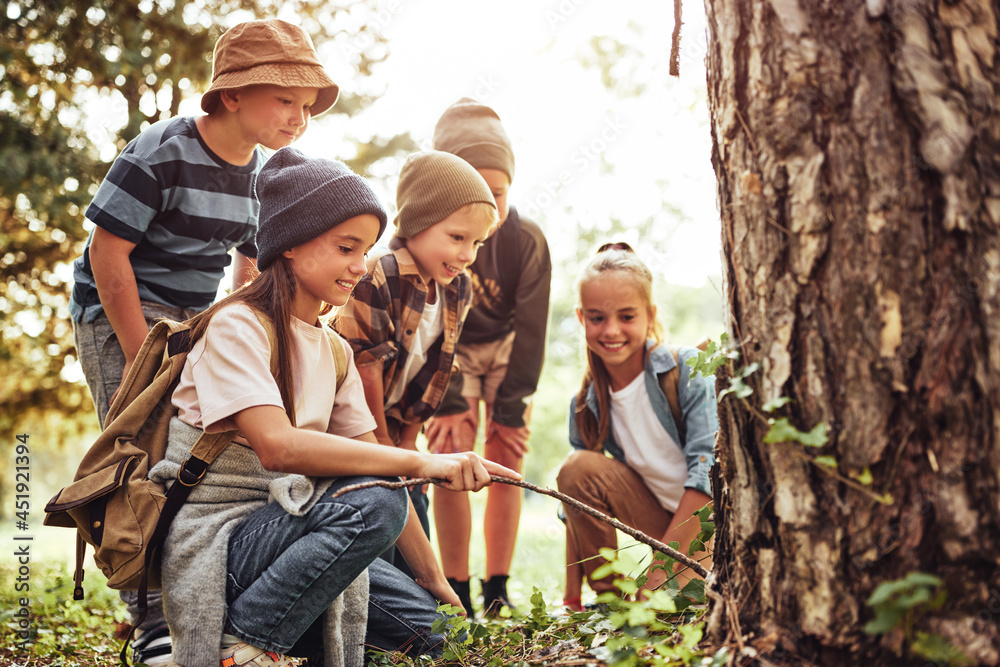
[384,283,445,411]
[171,303,376,438]
[609,373,689,513]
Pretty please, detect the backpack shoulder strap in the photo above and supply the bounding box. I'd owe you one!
[326,328,349,387]
[658,341,711,443]
[659,346,684,442]
[104,319,186,428]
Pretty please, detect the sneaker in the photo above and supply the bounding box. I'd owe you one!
[132,623,173,666]
[220,641,292,667]
[481,574,516,618]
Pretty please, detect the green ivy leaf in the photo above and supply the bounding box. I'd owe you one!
[626,605,657,627]
[719,376,753,400]
[764,417,828,447]
[853,467,874,485]
[686,334,740,379]
[865,572,946,636]
[645,590,676,613]
[681,579,706,603]
[911,631,974,665]
[814,455,838,468]
[863,608,906,635]
[762,396,792,412]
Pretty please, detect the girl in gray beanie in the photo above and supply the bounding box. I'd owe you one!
[151,147,518,667]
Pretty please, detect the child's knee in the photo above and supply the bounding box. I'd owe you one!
[557,450,608,496]
[363,484,410,543]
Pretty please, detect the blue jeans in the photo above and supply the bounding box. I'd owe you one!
[225,476,448,658]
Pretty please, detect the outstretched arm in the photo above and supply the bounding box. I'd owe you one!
[233,404,520,490]
[642,489,712,593]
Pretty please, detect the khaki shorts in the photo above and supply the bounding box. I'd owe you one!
[456,331,516,404]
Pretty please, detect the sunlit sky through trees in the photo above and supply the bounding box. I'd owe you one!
[75,0,722,290]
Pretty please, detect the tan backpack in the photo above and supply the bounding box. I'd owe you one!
[44,311,346,663]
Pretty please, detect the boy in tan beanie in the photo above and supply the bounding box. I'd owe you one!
[424,98,552,618]
[334,151,498,588]
[67,19,337,665]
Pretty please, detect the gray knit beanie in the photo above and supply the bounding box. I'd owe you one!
[432,97,515,183]
[394,150,497,239]
[255,147,388,270]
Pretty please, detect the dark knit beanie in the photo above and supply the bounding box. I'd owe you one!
[255,147,387,270]
[432,98,515,183]
[394,150,497,239]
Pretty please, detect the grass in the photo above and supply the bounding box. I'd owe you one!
[0,553,129,665]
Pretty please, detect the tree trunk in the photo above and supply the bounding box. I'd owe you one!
[702,0,1000,664]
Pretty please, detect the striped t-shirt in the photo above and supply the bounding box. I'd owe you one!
[70,116,262,323]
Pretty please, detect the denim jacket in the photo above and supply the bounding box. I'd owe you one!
[567,341,717,497]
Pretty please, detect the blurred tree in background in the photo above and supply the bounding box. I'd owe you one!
[522,22,723,488]
[0,0,415,513]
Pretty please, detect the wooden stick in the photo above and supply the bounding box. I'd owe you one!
[332,474,709,578]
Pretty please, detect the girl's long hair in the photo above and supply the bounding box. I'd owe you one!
[185,256,319,427]
[573,247,663,450]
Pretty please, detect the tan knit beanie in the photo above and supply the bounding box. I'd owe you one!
[432,98,515,183]
[394,151,497,239]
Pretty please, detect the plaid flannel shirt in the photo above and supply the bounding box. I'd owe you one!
[334,238,473,425]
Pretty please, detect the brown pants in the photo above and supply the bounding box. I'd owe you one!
[557,450,672,594]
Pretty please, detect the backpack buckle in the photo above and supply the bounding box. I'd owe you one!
[176,460,207,487]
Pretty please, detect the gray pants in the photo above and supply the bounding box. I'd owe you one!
[73,301,197,632]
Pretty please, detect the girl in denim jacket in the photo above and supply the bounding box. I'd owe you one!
[558,244,717,611]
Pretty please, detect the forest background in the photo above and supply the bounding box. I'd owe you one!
[0,0,723,612]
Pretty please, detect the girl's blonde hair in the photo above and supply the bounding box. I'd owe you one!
[573,247,663,450]
[184,256,326,428]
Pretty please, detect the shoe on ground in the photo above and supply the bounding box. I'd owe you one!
[132,623,173,666]
[482,574,516,618]
[220,640,292,666]
[446,577,476,618]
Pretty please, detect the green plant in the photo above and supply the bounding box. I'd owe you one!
[687,334,893,504]
[864,572,971,666]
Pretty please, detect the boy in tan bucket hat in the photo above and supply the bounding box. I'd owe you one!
[67,18,336,666]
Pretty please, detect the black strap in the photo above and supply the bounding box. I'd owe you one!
[73,534,86,601]
[118,456,210,666]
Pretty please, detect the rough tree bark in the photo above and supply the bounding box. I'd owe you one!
[702,1,1000,664]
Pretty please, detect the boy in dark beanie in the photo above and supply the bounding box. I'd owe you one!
[424,98,552,618]
[334,151,497,598]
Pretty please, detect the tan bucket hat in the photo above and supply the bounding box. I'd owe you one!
[200,19,339,117]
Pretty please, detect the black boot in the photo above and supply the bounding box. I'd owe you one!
[447,577,476,618]
[482,574,516,618]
